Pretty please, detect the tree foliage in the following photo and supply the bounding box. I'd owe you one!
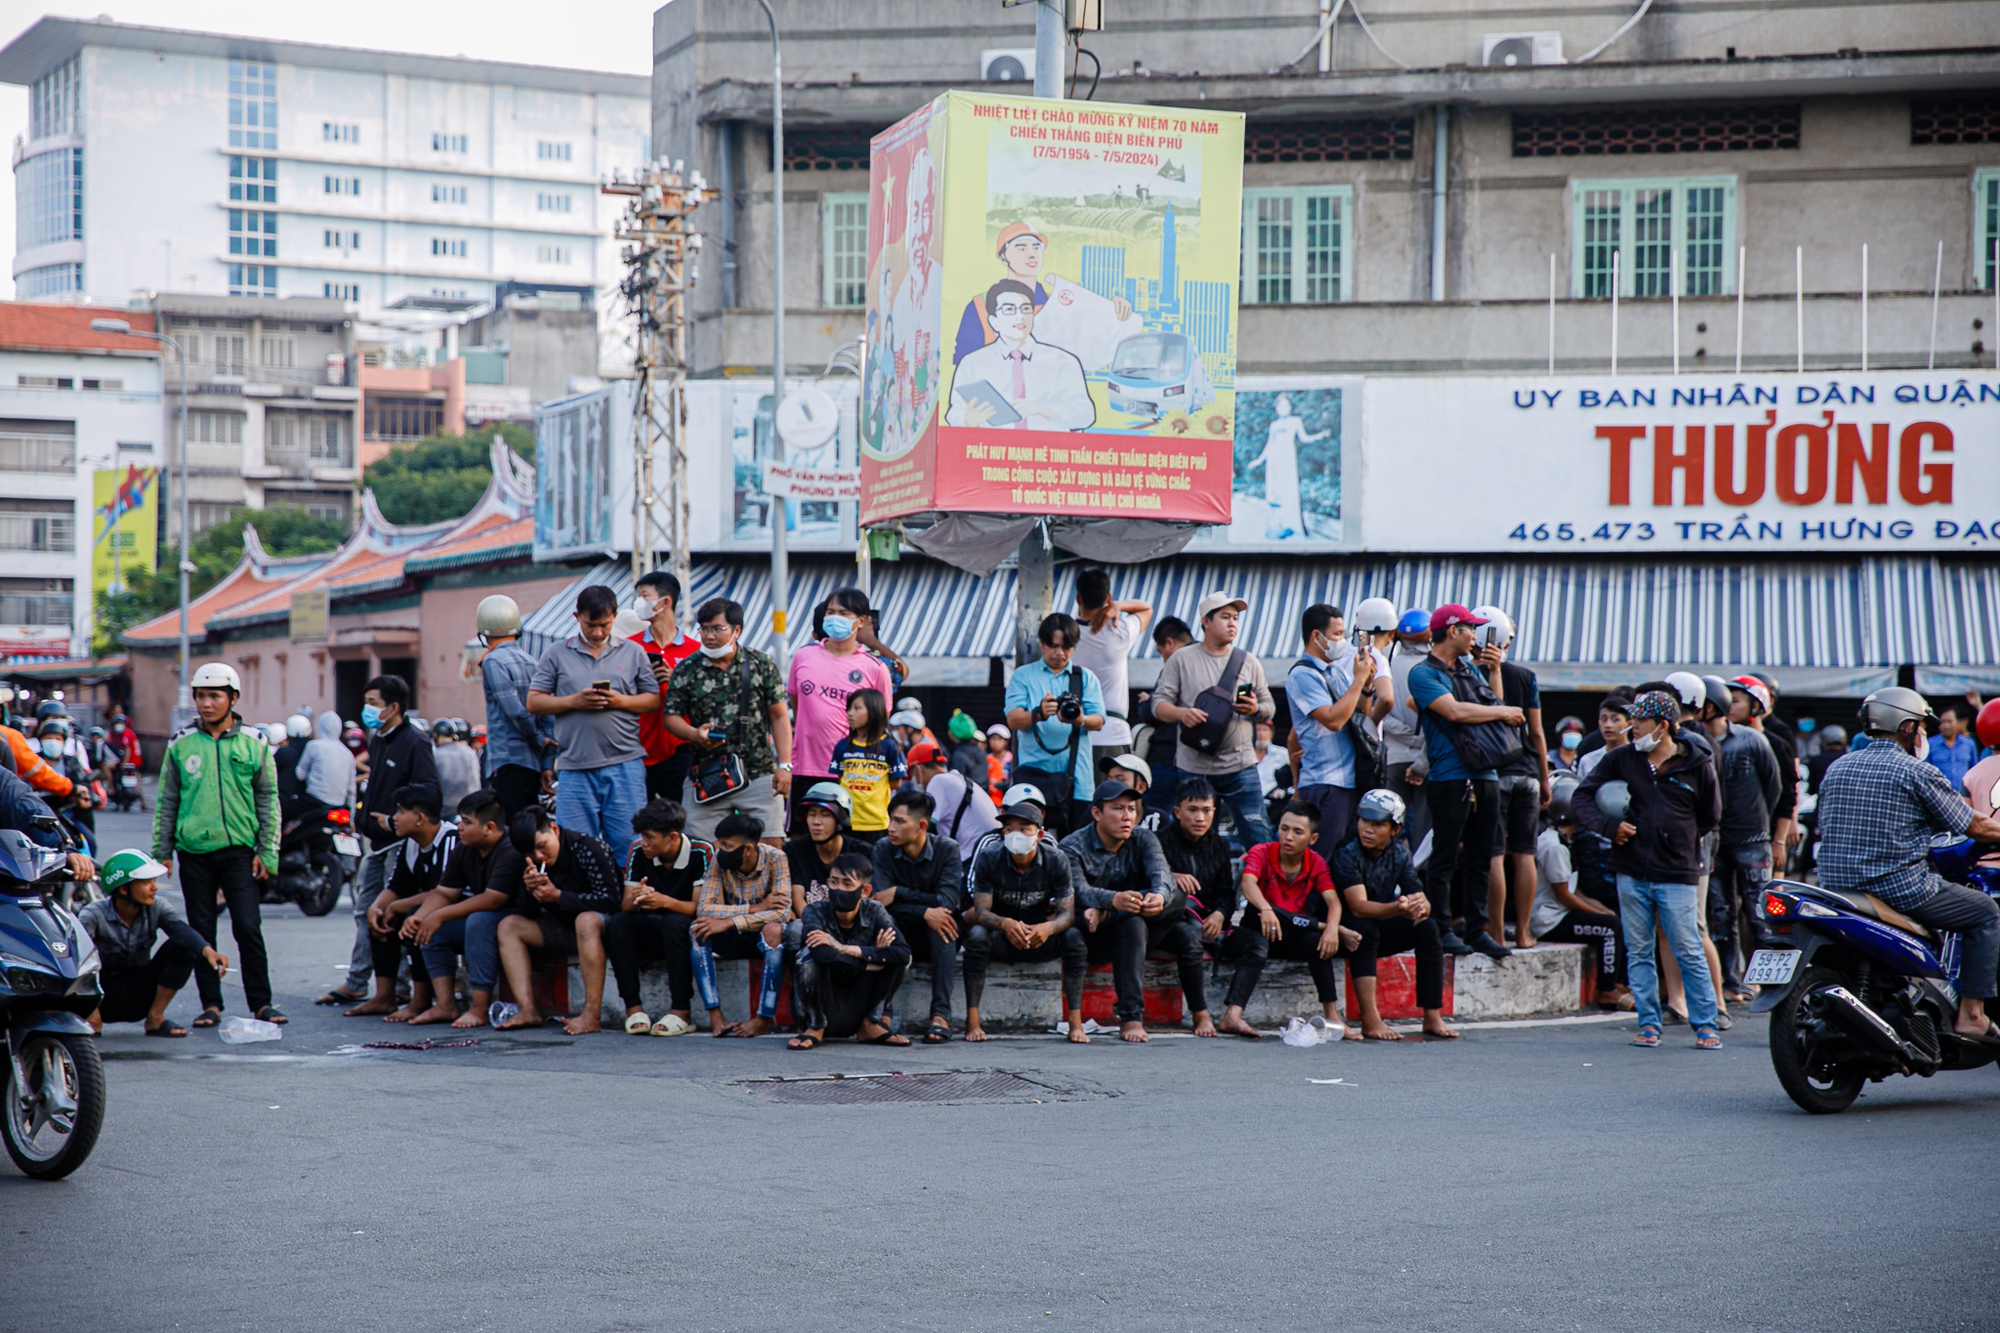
[364,423,533,526]
[93,505,348,655]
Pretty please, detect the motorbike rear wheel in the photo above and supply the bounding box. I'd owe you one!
[3,1032,105,1179]
[299,853,345,917]
[1770,964,1866,1114]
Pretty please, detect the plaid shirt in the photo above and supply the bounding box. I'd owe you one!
[695,849,792,931]
[662,646,786,780]
[1815,738,1974,910]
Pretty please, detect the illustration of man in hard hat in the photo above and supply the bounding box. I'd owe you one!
[953,221,1134,366]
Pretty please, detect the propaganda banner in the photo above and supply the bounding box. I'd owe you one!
[860,91,1244,525]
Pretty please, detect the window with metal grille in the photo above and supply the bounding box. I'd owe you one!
[1912,98,2000,145]
[229,60,276,150]
[784,126,876,171]
[261,337,295,369]
[1244,118,1414,163]
[1516,105,1798,157]
[0,579,72,626]
[822,193,868,307]
[191,412,244,443]
[231,155,278,203]
[308,417,343,460]
[365,394,444,441]
[1570,177,1736,298]
[0,426,75,474]
[0,501,74,553]
[1241,187,1351,304]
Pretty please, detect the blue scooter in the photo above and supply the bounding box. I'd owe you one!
[0,818,104,1178]
[1749,839,2000,1114]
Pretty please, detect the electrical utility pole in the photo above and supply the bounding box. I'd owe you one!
[606,161,710,595]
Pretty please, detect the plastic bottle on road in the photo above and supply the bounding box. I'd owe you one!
[216,1015,283,1044]
[489,1000,518,1027]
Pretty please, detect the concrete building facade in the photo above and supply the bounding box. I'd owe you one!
[0,17,649,332]
[652,0,2000,379]
[0,302,164,659]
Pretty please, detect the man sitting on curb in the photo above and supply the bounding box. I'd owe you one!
[348,787,456,1021]
[492,807,622,1034]
[962,792,1090,1043]
[407,790,525,1028]
[871,786,964,1043]
[1062,779,1211,1042]
[1333,789,1456,1041]
[606,798,713,1037]
[691,811,792,1037]
[1154,776,1237,954]
[1215,801,1356,1040]
[80,849,227,1038]
[788,852,912,1049]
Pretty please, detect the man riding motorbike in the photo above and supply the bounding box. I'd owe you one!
[1815,686,2000,1043]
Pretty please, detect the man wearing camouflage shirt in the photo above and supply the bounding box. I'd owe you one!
[661,597,794,844]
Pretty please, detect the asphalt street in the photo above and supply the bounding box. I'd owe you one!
[5,801,1998,1332]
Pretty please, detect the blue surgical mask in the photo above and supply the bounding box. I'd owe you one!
[1797,717,1816,733]
[822,615,856,642]
[361,704,382,730]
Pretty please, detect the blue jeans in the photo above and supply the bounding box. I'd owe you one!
[554,758,646,869]
[691,927,785,1019]
[1141,759,1182,817]
[1204,765,1273,851]
[1617,875,1718,1032]
[420,910,512,993]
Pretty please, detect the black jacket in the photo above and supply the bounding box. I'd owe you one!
[1155,818,1235,922]
[360,720,440,846]
[1574,741,1720,886]
[871,831,964,913]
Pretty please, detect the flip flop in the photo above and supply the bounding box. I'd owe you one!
[145,1021,188,1038]
[863,1030,912,1046]
[923,1021,952,1044]
[1694,1026,1723,1050]
[624,1012,653,1035]
[314,989,363,1006]
[786,1034,822,1050]
[1957,1021,2000,1047]
[651,1014,696,1037]
[1630,1025,1662,1048]
[256,1006,288,1025]
[191,1008,222,1028]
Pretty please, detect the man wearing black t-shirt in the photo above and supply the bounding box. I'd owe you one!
[494,806,622,1034]
[605,798,714,1036]
[1481,633,1548,948]
[407,789,527,1028]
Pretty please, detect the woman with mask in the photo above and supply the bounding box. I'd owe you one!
[785,587,893,835]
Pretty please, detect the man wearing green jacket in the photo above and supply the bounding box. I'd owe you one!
[152,662,285,1027]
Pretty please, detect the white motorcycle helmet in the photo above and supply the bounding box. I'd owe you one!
[1470,606,1514,651]
[190,661,242,694]
[1349,596,1398,646]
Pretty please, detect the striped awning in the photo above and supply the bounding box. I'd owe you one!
[514,553,2000,696]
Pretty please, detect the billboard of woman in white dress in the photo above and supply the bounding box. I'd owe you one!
[1228,386,1342,544]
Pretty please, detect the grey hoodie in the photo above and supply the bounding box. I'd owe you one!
[294,710,356,808]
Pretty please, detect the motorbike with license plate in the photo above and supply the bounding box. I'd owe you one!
[1748,838,2000,1114]
[0,820,105,1179]
[268,803,361,917]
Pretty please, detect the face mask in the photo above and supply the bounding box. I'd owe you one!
[1914,732,1930,763]
[716,845,747,872]
[1797,717,1816,733]
[360,705,382,730]
[821,615,856,642]
[633,598,657,622]
[1632,729,1660,754]
[1560,732,1581,751]
[39,737,63,758]
[698,641,734,660]
[828,886,864,913]
[1003,830,1040,856]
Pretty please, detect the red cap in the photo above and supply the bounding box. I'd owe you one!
[1428,604,1488,633]
[905,740,944,766]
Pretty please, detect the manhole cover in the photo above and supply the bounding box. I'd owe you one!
[736,1069,1102,1106]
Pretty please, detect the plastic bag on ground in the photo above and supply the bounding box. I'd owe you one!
[1279,1016,1347,1047]
[216,1015,282,1044]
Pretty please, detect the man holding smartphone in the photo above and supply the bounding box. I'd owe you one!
[528,584,660,870]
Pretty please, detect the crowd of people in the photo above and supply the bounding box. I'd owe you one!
[44,564,2000,1052]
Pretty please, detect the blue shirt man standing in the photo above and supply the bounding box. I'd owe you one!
[1004,613,1106,831]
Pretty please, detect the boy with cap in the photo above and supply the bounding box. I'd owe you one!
[962,790,1090,1042]
[908,739,1000,859]
[1333,790,1456,1041]
[1147,591,1275,850]
[81,850,229,1037]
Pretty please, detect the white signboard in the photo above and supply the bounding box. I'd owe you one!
[1359,372,2000,553]
[761,462,862,501]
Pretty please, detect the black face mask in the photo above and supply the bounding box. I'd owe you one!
[717,845,748,873]
[829,887,864,913]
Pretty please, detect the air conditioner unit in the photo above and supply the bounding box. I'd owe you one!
[981,48,1036,83]
[1481,32,1565,68]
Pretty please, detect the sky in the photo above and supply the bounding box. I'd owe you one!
[0,0,656,298]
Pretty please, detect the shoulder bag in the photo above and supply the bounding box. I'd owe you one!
[689,656,754,804]
[1178,649,1247,757]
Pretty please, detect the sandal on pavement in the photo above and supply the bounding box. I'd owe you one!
[314,988,363,1006]
[652,1014,696,1037]
[145,1021,188,1038]
[191,1008,222,1028]
[1713,1010,1735,1031]
[923,1021,952,1044]
[1694,1026,1723,1049]
[863,1029,912,1046]
[256,1006,287,1025]
[786,1034,822,1050]
[624,1012,653,1035]
[1630,1025,1662,1048]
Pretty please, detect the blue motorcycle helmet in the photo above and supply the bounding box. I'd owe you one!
[1396,609,1430,637]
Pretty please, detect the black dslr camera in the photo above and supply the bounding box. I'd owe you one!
[1054,692,1085,725]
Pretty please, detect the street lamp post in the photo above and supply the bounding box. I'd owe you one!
[93,317,192,727]
[754,0,790,672]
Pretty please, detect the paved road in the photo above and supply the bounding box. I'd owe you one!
[6,802,1998,1331]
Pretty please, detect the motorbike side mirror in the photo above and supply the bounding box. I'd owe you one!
[30,815,58,832]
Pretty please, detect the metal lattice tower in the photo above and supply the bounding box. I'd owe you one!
[605,161,711,590]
